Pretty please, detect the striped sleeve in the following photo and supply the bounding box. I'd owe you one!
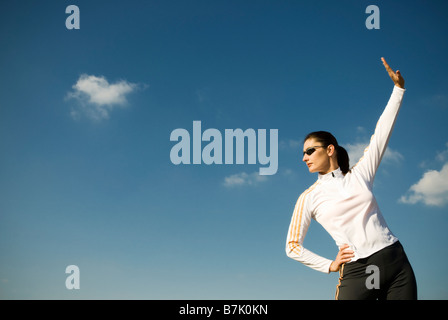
[351,86,405,184]
[285,184,333,273]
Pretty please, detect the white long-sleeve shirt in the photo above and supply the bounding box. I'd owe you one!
[286,86,405,273]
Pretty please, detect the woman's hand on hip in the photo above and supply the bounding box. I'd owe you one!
[329,244,355,272]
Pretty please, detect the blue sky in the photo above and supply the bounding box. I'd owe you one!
[1,0,448,299]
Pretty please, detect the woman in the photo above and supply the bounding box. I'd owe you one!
[285,58,417,300]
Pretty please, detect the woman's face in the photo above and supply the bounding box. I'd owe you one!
[302,138,331,174]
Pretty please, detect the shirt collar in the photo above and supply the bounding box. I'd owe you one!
[318,167,343,181]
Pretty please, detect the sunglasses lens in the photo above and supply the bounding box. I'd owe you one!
[304,148,316,156]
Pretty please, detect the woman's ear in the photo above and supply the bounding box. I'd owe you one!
[327,144,336,157]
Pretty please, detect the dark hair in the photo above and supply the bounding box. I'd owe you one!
[304,131,350,174]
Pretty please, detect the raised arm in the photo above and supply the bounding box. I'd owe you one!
[351,58,406,183]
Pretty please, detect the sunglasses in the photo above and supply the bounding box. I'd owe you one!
[303,145,326,156]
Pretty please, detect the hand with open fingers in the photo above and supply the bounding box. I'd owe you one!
[381,57,405,89]
[329,244,355,272]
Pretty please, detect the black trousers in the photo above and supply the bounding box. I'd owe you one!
[335,241,417,300]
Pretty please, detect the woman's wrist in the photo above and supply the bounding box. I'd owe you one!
[329,261,337,272]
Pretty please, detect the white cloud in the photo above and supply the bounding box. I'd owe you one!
[346,142,403,167]
[382,147,404,164]
[420,94,448,109]
[346,142,366,165]
[223,171,268,187]
[356,126,366,134]
[436,142,448,162]
[279,139,301,151]
[399,163,448,207]
[67,74,140,120]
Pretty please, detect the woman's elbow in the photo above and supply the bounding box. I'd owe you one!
[285,242,300,259]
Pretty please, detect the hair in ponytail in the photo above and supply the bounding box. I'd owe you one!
[304,131,351,174]
[336,145,350,174]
